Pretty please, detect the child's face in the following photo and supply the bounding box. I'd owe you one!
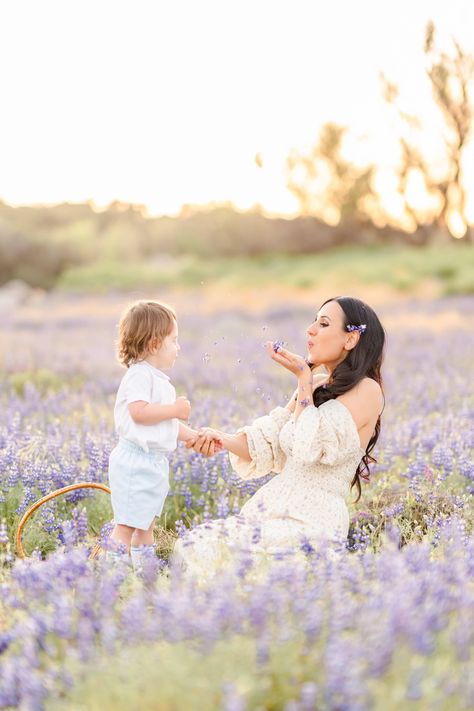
[150,320,180,370]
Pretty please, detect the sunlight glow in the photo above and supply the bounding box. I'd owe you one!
[0,0,472,223]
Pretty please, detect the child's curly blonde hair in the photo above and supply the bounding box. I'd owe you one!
[117,300,176,367]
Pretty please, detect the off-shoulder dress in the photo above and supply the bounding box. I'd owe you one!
[172,399,365,576]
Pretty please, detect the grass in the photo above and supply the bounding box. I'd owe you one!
[10,486,114,558]
[47,625,469,711]
[9,369,85,397]
[57,245,474,295]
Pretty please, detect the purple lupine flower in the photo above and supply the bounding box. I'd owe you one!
[299,681,319,710]
[1,296,474,709]
[0,520,8,545]
[221,682,246,711]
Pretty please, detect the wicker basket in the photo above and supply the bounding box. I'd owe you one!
[15,482,111,560]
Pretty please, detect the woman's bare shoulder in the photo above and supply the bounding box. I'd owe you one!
[337,377,384,426]
[355,378,384,414]
[360,376,383,394]
[354,377,383,402]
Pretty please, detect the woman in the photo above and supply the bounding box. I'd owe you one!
[173,296,386,577]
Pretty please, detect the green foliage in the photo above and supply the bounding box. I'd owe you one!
[56,244,474,294]
[47,637,291,711]
[48,625,470,711]
[2,200,473,292]
[9,369,84,397]
[10,490,114,559]
[0,485,24,545]
[0,226,82,289]
[1,482,108,555]
[57,260,178,292]
[348,484,473,553]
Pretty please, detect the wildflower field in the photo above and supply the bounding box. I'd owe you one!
[1,292,473,710]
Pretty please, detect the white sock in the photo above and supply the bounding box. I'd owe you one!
[130,545,155,573]
[104,549,131,566]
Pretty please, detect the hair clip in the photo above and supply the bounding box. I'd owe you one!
[346,324,366,334]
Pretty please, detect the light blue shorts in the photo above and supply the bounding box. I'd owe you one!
[108,438,170,530]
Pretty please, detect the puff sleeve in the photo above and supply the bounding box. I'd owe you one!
[124,368,153,404]
[228,406,291,480]
[291,400,362,466]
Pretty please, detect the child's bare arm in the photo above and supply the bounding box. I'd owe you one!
[180,423,223,452]
[186,429,248,460]
[178,422,200,443]
[129,396,191,425]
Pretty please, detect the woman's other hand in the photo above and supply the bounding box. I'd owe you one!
[265,341,312,379]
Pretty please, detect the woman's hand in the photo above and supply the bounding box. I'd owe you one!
[185,427,223,457]
[265,341,312,380]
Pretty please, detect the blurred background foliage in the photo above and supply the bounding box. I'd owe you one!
[0,22,472,293]
[1,200,473,294]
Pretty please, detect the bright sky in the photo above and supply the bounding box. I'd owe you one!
[0,0,473,221]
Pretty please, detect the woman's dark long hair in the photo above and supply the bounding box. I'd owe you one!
[311,296,386,503]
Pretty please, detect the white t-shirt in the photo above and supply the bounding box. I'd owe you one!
[114,361,179,453]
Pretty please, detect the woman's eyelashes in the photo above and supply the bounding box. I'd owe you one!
[313,316,329,328]
[308,321,328,333]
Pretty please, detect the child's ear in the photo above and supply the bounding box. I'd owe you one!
[148,337,161,353]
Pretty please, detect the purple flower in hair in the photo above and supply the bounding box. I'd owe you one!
[346,323,366,334]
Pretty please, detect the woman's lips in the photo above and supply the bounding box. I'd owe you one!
[307,340,314,348]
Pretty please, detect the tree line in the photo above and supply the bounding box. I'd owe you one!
[0,22,472,289]
[286,22,473,243]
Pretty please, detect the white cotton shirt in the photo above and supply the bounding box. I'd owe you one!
[113,361,179,453]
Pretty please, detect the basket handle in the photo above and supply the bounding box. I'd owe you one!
[15,482,111,560]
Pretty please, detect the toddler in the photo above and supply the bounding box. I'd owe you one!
[106,299,201,571]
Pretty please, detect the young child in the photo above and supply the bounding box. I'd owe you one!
[106,299,202,571]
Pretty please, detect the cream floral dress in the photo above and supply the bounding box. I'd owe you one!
[172,399,365,577]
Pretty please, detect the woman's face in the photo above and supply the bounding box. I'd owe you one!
[306,300,355,369]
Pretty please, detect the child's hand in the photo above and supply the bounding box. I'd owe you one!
[186,428,223,457]
[174,396,191,420]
